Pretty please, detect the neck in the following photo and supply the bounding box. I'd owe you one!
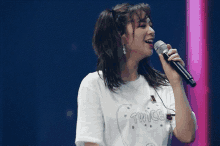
[120,59,139,81]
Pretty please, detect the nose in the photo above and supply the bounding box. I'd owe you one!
[148,27,155,38]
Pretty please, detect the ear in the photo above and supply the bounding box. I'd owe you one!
[121,33,128,46]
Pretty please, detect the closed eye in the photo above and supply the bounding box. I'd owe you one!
[139,24,153,28]
[140,25,146,28]
[139,18,153,28]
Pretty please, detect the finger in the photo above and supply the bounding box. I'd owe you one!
[167,44,172,50]
[168,49,177,56]
[170,58,185,67]
[168,53,179,61]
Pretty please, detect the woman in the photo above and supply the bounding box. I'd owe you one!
[75,3,197,146]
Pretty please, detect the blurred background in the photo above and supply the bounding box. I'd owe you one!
[0,0,219,145]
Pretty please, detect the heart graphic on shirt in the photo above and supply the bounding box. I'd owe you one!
[116,104,166,146]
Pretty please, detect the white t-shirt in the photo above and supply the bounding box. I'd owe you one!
[75,71,197,146]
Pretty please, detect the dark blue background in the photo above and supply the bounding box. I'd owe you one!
[0,0,219,145]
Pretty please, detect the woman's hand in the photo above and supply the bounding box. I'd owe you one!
[158,44,185,87]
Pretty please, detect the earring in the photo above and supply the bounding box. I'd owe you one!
[123,45,126,54]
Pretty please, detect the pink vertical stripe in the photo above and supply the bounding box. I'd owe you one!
[186,0,209,146]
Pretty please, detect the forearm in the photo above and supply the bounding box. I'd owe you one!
[171,81,195,143]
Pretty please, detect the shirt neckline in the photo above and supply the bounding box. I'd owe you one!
[125,74,143,87]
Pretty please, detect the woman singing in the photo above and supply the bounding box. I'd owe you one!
[75,3,197,146]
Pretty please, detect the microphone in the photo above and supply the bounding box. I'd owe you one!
[154,40,196,87]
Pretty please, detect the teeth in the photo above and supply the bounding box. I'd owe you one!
[147,40,153,43]
[145,40,153,43]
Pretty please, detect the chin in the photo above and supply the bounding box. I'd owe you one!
[134,49,153,59]
[144,49,153,57]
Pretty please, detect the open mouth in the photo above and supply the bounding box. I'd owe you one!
[145,41,153,44]
[145,41,154,48]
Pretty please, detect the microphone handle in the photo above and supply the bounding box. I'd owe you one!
[163,52,196,87]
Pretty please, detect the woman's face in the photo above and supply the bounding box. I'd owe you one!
[122,11,155,61]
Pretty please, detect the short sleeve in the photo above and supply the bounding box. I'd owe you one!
[75,75,105,146]
[167,86,198,131]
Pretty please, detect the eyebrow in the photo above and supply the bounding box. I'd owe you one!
[139,18,151,23]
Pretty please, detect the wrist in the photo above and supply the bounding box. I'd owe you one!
[170,80,183,88]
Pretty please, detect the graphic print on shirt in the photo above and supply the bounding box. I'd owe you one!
[116,102,167,146]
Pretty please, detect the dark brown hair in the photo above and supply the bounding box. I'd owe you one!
[92,3,170,93]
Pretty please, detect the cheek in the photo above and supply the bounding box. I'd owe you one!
[134,30,145,41]
[126,37,130,44]
[126,35,133,46]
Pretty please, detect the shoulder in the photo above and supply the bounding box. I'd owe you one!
[161,79,173,93]
[153,79,172,92]
[151,80,173,100]
[80,70,104,91]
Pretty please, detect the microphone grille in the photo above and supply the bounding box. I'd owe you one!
[154,40,168,54]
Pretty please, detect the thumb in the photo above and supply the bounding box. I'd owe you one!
[159,54,165,62]
[159,53,167,67]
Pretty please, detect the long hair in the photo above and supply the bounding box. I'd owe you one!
[92,3,170,93]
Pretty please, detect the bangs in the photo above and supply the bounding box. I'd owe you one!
[126,3,153,37]
[128,3,151,23]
